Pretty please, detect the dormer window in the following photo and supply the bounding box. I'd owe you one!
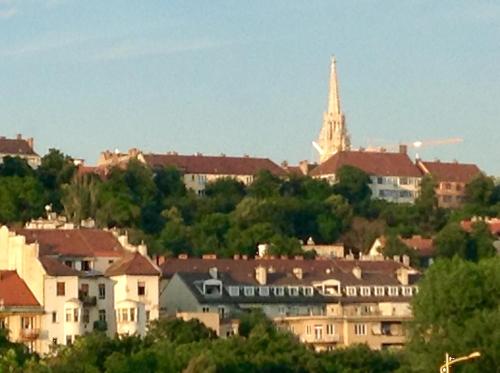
[273,286,285,296]
[288,286,299,296]
[388,286,399,296]
[203,279,223,296]
[228,286,240,297]
[243,286,255,296]
[402,286,412,296]
[346,286,357,296]
[258,286,270,296]
[303,287,314,296]
[374,286,385,296]
[360,286,371,296]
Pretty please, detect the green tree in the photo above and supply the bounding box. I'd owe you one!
[332,165,372,213]
[434,222,469,259]
[0,156,34,177]
[0,176,45,223]
[247,170,281,199]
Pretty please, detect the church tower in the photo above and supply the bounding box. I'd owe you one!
[316,56,350,163]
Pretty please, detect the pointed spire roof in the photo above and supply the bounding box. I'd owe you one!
[327,56,341,115]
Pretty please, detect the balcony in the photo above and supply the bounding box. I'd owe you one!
[20,328,40,341]
[78,291,97,307]
[301,334,340,344]
[93,320,108,332]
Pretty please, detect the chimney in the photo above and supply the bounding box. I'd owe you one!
[202,254,217,260]
[242,255,248,260]
[156,256,166,265]
[352,266,362,280]
[178,254,188,260]
[27,137,34,149]
[393,255,401,263]
[209,267,218,279]
[292,267,303,280]
[16,133,22,140]
[402,255,410,266]
[299,160,309,175]
[255,265,267,285]
[399,144,408,154]
[294,255,304,260]
[397,267,409,285]
[233,254,240,260]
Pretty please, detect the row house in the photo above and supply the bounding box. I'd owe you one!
[0,134,41,169]
[97,148,287,195]
[0,224,160,354]
[160,256,420,350]
[416,160,482,208]
[309,148,422,204]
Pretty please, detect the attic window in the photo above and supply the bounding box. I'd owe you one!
[273,286,285,296]
[303,287,314,296]
[346,286,357,296]
[288,286,299,296]
[402,286,412,296]
[258,286,270,296]
[228,286,240,297]
[360,286,371,296]
[374,286,385,296]
[388,286,399,296]
[243,286,255,296]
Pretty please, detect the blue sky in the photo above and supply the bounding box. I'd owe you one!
[1,1,499,174]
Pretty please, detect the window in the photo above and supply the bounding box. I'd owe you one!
[80,283,89,296]
[377,177,383,184]
[399,190,412,198]
[52,311,57,323]
[388,287,399,296]
[56,282,65,296]
[399,177,408,185]
[346,287,357,296]
[354,323,367,335]
[98,284,106,299]
[374,286,385,296]
[443,195,452,203]
[64,260,72,268]
[314,325,323,340]
[288,286,299,296]
[81,260,91,271]
[326,324,335,335]
[243,286,255,296]
[444,183,451,190]
[137,281,146,296]
[228,286,240,296]
[218,306,225,319]
[130,308,136,322]
[52,338,58,346]
[73,308,79,322]
[146,311,151,322]
[98,309,106,322]
[202,307,210,313]
[121,309,128,322]
[306,325,312,335]
[258,286,270,296]
[273,286,285,296]
[303,287,314,296]
[83,309,90,324]
[278,306,286,315]
[456,184,462,191]
[65,309,72,323]
[360,287,371,296]
[402,287,412,296]
[0,318,6,329]
[66,335,72,346]
[108,260,114,264]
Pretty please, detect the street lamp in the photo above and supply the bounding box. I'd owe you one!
[439,351,481,372]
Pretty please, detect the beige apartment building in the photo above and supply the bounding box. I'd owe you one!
[97,149,287,195]
[0,218,160,354]
[0,134,41,169]
[160,255,419,351]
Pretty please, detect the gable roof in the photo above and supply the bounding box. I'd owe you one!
[310,151,422,178]
[0,137,37,156]
[418,161,481,183]
[39,256,81,276]
[106,252,160,276]
[401,235,435,257]
[0,271,40,307]
[142,153,287,177]
[16,229,125,258]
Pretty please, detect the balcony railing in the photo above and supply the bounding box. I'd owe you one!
[20,328,40,341]
[301,334,340,343]
[78,291,97,306]
[93,320,108,332]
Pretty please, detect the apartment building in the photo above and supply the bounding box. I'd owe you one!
[310,148,422,204]
[0,134,41,169]
[160,256,419,350]
[97,148,287,195]
[0,222,160,354]
[416,160,481,208]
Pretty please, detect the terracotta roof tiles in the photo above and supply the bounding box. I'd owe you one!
[0,271,40,307]
[106,252,160,276]
[0,138,37,156]
[418,161,481,183]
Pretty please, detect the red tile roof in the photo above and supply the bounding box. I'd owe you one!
[0,271,40,307]
[401,235,435,257]
[161,257,410,286]
[310,151,422,177]
[39,256,81,276]
[16,229,125,258]
[0,138,37,156]
[418,161,481,183]
[142,153,287,177]
[461,219,500,236]
[105,252,160,276]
